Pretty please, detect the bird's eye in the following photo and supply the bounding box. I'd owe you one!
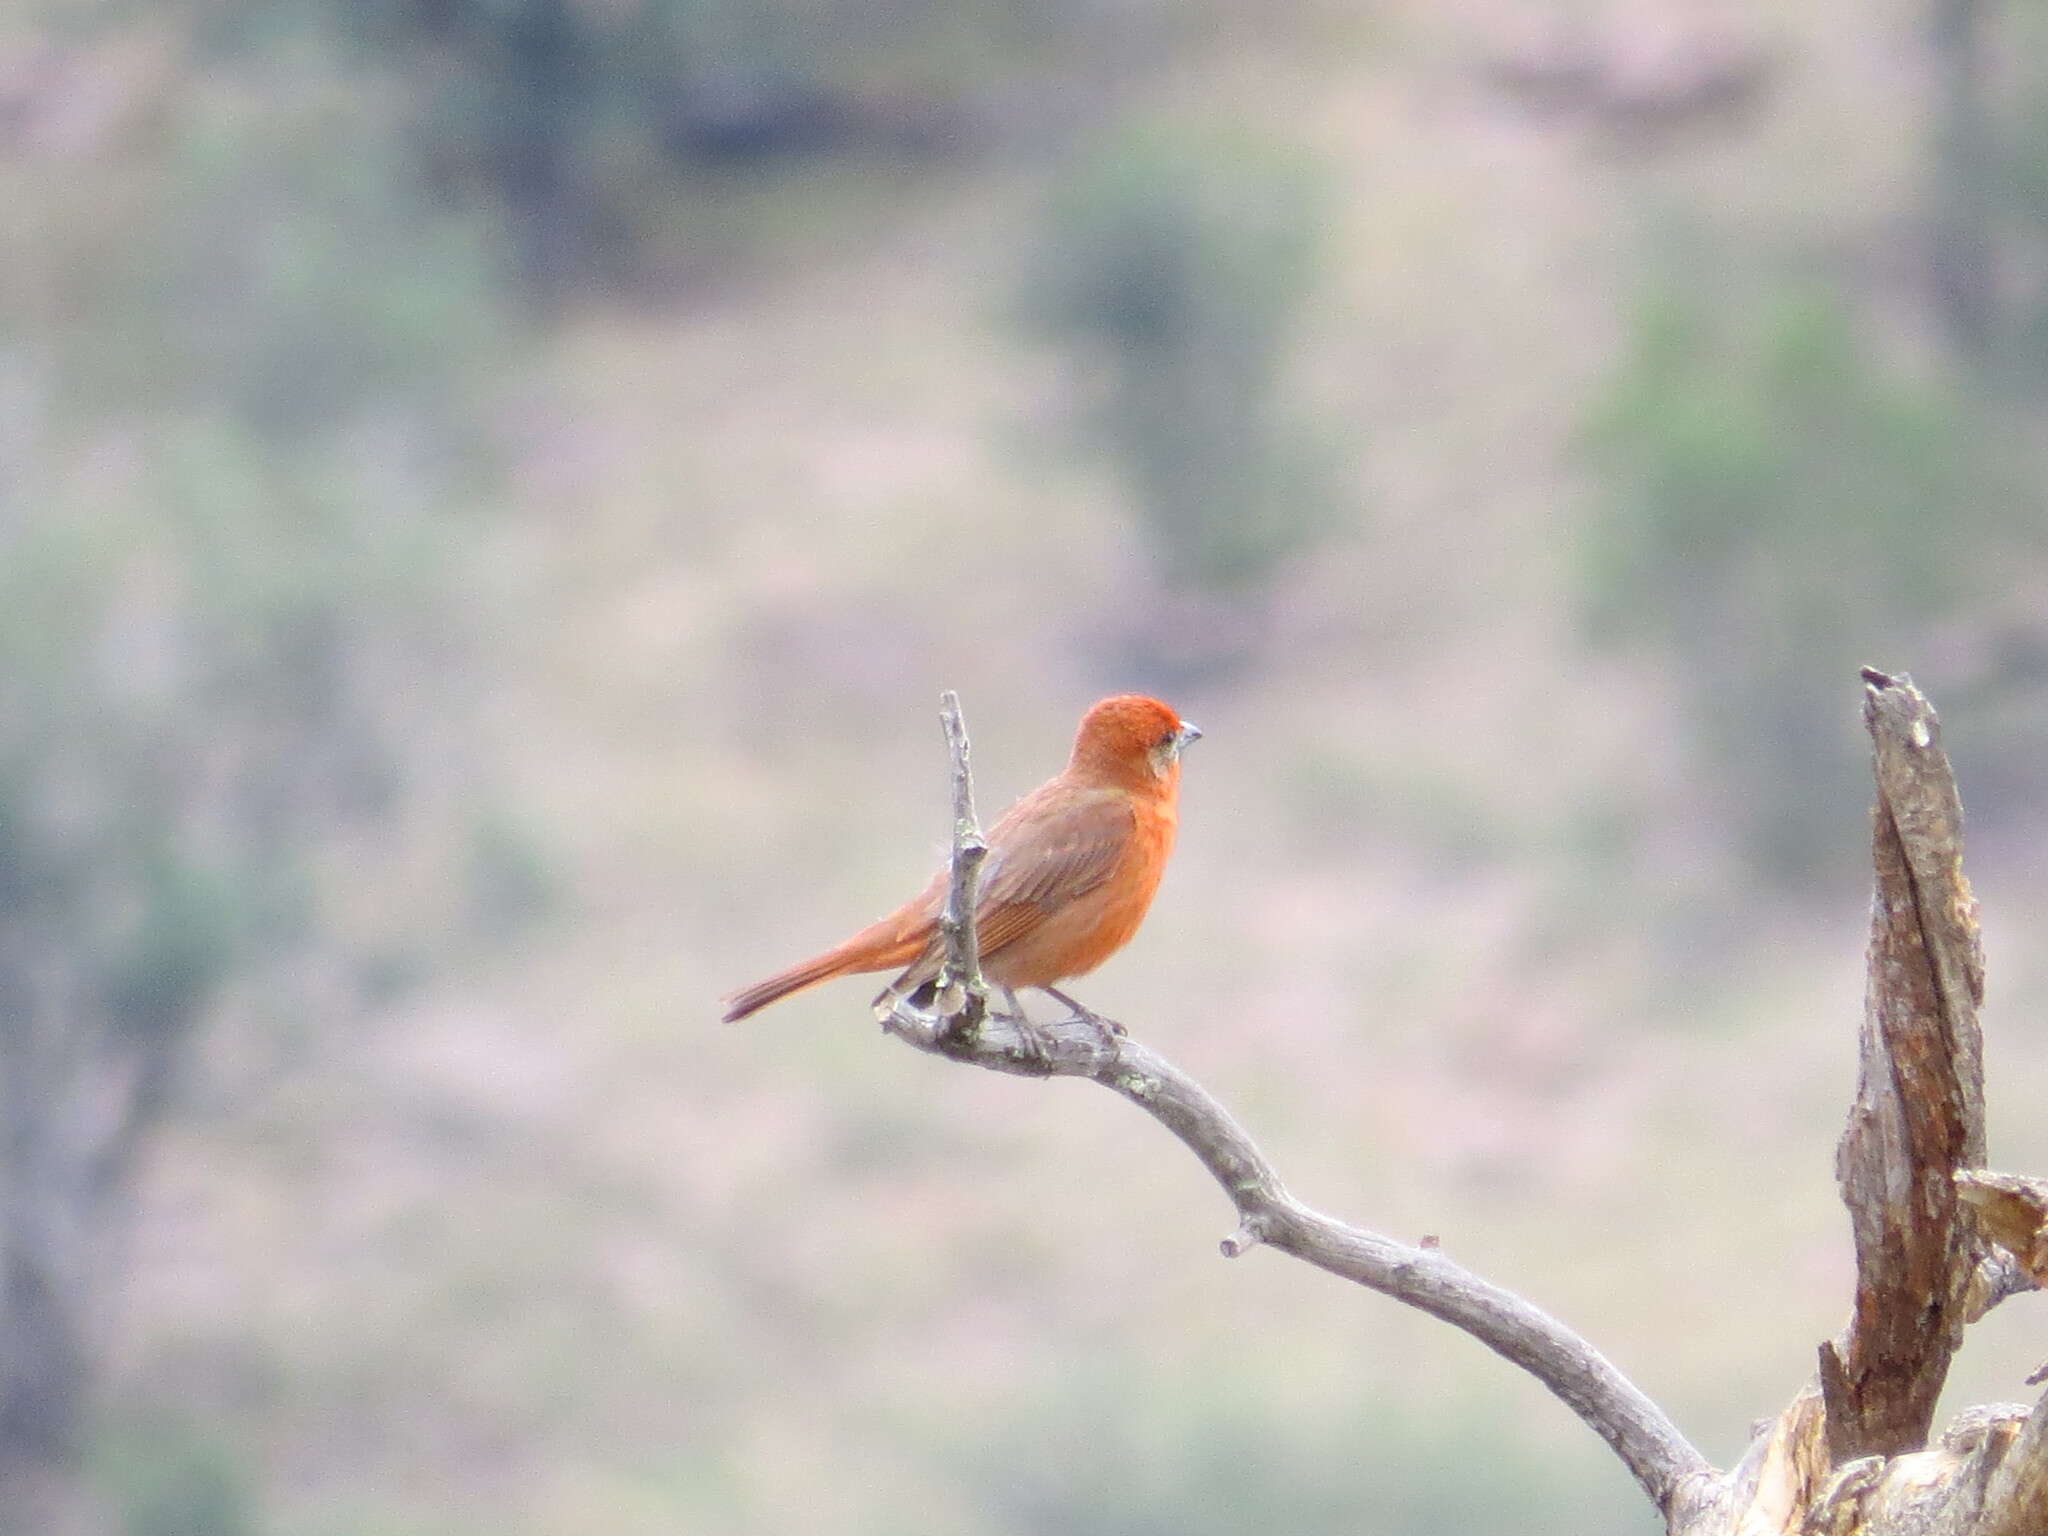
[1156,731,1175,749]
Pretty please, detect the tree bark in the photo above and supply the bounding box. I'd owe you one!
[1819,668,1988,1462]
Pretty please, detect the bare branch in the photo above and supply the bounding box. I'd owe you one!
[875,695,1713,1521]
[1954,1169,2047,1378]
[880,997,1714,1515]
[912,690,993,1040]
[1954,1171,2048,1288]
[1821,669,1990,1464]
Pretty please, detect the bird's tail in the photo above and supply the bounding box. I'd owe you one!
[721,951,855,1022]
[721,925,926,1022]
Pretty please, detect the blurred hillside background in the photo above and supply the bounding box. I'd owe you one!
[6,0,2048,1532]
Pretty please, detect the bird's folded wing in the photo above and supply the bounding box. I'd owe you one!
[973,791,1133,956]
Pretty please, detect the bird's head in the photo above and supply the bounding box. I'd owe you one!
[1069,695,1202,789]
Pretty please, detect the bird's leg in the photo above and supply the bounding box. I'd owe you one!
[992,986,1055,1068]
[1039,985,1125,1038]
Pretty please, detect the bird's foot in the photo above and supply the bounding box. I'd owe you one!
[977,991,1047,1067]
[1039,986,1126,1040]
[988,986,1047,1064]
[1007,1017,1055,1070]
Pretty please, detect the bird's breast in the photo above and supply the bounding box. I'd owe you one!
[985,792,1177,989]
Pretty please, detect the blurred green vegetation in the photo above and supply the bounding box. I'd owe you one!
[1931,0,2048,388]
[96,1417,254,1536]
[1,0,518,1498]
[1582,272,2041,882]
[1020,119,1333,598]
[13,49,504,440]
[967,1367,1651,1536]
[188,0,1185,294]
[2,6,508,998]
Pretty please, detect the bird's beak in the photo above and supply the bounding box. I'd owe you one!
[1175,722,1203,754]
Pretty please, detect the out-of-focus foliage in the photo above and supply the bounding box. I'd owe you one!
[1927,0,2048,388]
[194,0,1174,294]
[968,1368,1650,1536]
[96,1418,255,1536]
[1973,35,2048,402]
[7,21,507,444]
[0,421,459,1008]
[1583,275,2040,881]
[0,0,513,1493]
[1021,119,1332,596]
[2,1,509,1018]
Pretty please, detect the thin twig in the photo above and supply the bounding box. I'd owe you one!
[932,690,990,1038]
[876,694,1714,1521]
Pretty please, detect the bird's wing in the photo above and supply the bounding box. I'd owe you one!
[972,787,1133,957]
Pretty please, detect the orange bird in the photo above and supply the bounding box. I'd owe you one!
[721,695,1200,1023]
